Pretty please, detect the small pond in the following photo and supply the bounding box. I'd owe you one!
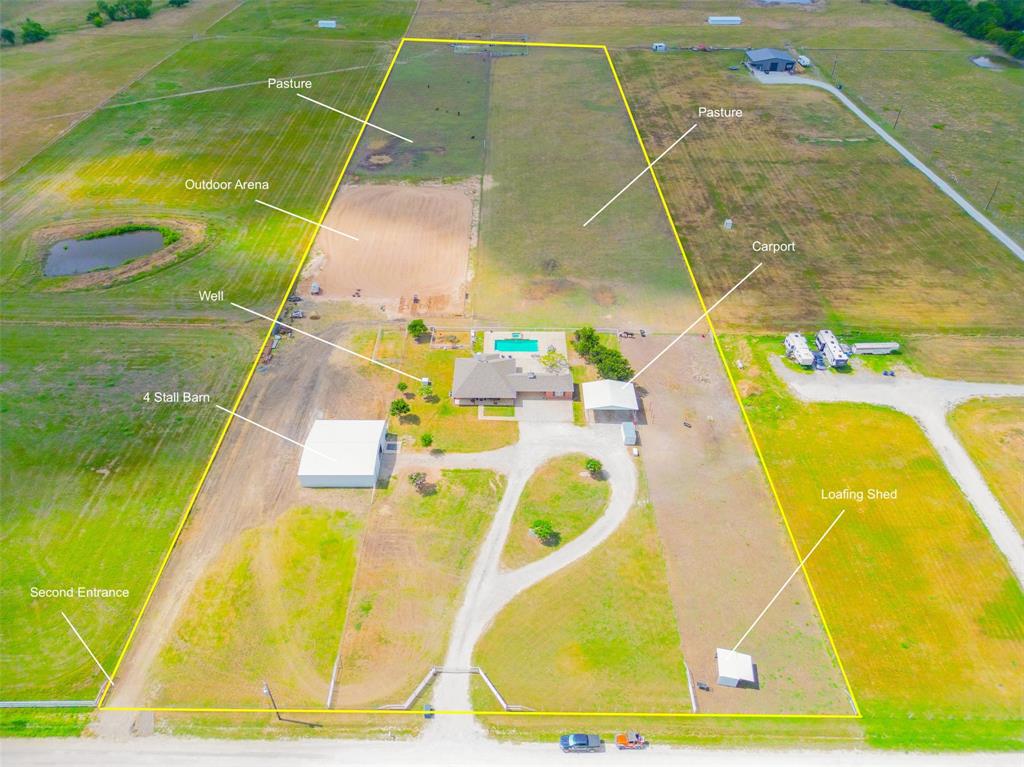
[45,229,165,277]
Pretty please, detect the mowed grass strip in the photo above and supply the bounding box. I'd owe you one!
[0,323,256,699]
[474,498,689,713]
[949,397,1024,537]
[154,506,361,708]
[726,336,1024,750]
[331,470,505,707]
[500,453,609,569]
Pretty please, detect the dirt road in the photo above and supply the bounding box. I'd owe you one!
[771,357,1024,585]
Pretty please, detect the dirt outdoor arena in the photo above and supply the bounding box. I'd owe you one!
[305,183,475,317]
[96,308,397,724]
[624,333,852,715]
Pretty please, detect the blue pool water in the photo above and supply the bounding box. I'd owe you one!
[495,338,539,352]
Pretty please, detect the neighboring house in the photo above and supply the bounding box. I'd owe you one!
[298,419,387,488]
[745,48,796,73]
[451,353,573,405]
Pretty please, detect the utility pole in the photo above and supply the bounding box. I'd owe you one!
[893,106,903,130]
[830,58,838,81]
[985,179,1001,211]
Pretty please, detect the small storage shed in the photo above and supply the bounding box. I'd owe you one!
[745,48,796,73]
[621,422,638,446]
[651,42,667,53]
[298,420,387,488]
[581,380,639,412]
[716,648,756,688]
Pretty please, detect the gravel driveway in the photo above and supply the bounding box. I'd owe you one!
[397,421,637,741]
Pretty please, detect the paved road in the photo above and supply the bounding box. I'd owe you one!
[397,422,637,741]
[3,735,1018,766]
[771,358,1024,585]
[752,70,1024,261]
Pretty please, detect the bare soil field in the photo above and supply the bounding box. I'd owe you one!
[307,183,474,317]
[101,312,398,716]
[625,334,851,715]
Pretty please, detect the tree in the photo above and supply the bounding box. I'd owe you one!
[585,458,603,478]
[169,0,190,6]
[86,9,105,26]
[420,432,433,448]
[1,28,15,45]
[530,519,560,546]
[396,381,408,392]
[539,349,567,372]
[389,398,411,417]
[419,381,434,400]
[20,18,50,43]
[407,318,429,338]
[572,326,600,358]
[408,471,426,488]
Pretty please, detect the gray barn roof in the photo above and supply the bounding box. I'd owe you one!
[746,48,795,63]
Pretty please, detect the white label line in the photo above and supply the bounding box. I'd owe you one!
[255,199,359,241]
[214,405,338,463]
[232,302,425,383]
[627,261,762,385]
[583,123,697,227]
[297,93,413,143]
[61,611,115,687]
[733,510,846,652]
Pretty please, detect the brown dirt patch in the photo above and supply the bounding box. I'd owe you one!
[34,216,206,290]
[591,285,617,307]
[306,183,474,317]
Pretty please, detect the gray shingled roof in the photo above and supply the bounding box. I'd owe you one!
[746,48,795,62]
[451,354,573,399]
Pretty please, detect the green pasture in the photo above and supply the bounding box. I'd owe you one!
[0,323,256,699]
[1,36,390,318]
[0,1,415,706]
[475,495,689,713]
[349,44,490,181]
[207,0,415,40]
[473,47,697,330]
[723,336,1024,751]
[500,453,609,569]
[155,506,360,708]
[614,50,1024,344]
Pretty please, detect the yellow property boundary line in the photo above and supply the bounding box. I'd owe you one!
[96,36,862,722]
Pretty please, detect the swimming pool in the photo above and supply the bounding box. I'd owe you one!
[494,338,539,352]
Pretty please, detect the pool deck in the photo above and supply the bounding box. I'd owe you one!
[482,331,567,376]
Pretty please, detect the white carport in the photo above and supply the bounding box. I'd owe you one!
[298,419,387,488]
[580,379,639,411]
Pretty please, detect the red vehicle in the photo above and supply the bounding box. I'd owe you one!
[615,732,647,750]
